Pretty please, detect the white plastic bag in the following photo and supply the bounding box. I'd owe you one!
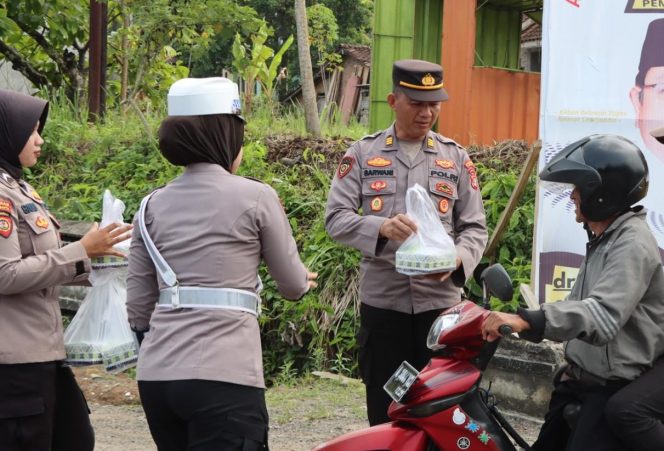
[64,190,138,373]
[395,184,457,276]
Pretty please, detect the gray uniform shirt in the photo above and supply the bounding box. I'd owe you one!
[325,124,488,313]
[542,209,664,380]
[0,170,90,364]
[126,163,309,388]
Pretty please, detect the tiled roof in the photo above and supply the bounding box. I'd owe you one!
[340,44,371,65]
[522,21,541,42]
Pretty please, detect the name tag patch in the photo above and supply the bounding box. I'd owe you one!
[21,203,38,214]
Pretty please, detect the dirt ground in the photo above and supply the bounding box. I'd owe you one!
[74,367,540,451]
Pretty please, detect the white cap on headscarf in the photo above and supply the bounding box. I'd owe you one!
[167,77,243,117]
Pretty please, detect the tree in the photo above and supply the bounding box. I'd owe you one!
[0,0,89,98]
[294,0,321,137]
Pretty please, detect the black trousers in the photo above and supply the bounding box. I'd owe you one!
[605,356,664,451]
[532,379,627,451]
[357,303,443,425]
[0,362,94,451]
[138,379,269,451]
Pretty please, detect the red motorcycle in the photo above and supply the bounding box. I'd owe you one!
[314,264,531,451]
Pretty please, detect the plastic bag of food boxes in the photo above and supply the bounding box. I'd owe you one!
[64,190,137,373]
[395,184,457,276]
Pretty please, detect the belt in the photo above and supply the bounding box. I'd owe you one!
[158,286,260,316]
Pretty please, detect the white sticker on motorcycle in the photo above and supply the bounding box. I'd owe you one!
[452,407,466,425]
[457,436,471,449]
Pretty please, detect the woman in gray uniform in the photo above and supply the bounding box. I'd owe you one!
[126,77,317,451]
[0,89,132,451]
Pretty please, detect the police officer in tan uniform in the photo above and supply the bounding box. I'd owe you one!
[126,78,317,451]
[0,89,132,451]
[326,60,488,425]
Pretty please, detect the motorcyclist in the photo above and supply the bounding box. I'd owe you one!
[482,134,664,451]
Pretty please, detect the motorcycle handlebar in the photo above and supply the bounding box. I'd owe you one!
[498,324,514,336]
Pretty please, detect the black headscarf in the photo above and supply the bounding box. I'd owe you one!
[158,114,244,171]
[0,89,49,180]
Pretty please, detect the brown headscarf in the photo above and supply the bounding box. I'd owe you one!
[0,89,49,180]
[158,114,244,171]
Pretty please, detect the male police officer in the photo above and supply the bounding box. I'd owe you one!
[326,59,487,425]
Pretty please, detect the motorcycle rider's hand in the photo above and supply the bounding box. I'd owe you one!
[379,214,417,241]
[482,311,530,342]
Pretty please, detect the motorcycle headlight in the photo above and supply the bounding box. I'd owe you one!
[426,313,460,350]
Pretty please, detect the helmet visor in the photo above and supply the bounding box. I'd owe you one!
[540,180,574,196]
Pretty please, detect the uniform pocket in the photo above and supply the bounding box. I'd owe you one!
[428,178,457,224]
[361,178,396,217]
[18,209,56,255]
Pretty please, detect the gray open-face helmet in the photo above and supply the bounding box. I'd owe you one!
[539,134,648,222]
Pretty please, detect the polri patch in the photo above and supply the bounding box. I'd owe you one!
[35,216,49,229]
[21,203,38,214]
[464,160,479,190]
[370,180,387,192]
[367,157,392,167]
[0,215,13,238]
[337,156,354,179]
[435,159,455,169]
[0,198,12,214]
[438,198,449,214]
[370,196,383,212]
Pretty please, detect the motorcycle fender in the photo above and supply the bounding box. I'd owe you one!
[313,422,428,450]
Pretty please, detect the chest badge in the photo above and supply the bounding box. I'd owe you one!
[367,157,392,167]
[435,182,454,196]
[35,216,49,229]
[0,198,13,214]
[435,159,455,170]
[370,196,383,212]
[0,215,13,238]
[370,180,387,192]
[337,155,354,179]
[438,199,449,214]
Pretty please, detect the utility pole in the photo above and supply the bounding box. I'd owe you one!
[88,0,108,121]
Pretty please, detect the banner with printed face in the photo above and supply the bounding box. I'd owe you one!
[536,0,664,303]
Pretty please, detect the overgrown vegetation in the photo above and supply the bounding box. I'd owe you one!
[35,98,535,382]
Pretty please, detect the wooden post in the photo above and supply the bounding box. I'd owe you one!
[484,140,542,259]
[88,0,107,121]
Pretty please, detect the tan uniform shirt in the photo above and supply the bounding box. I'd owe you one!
[326,124,488,314]
[0,169,90,364]
[126,163,309,388]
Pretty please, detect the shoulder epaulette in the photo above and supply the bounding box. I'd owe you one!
[359,130,383,142]
[435,134,465,150]
[242,176,265,184]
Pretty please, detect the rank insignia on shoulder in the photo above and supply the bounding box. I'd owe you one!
[337,155,354,179]
[435,159,455,170]
[35,216,49,229]
[370,196,383,212]
[0,215,13,238]
[367,157,392,167]
[0,198,13,215]
[438,198,449,214]
[21,203,38,214]
[31,190,42,201]
[427,137,434,149]
[385,135,394,147]
[370,180,387,192]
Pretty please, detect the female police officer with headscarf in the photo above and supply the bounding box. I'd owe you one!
[126,78,317,451]
[0,89,132,450]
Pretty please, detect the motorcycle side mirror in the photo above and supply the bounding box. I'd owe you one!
[480,264,514,303]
